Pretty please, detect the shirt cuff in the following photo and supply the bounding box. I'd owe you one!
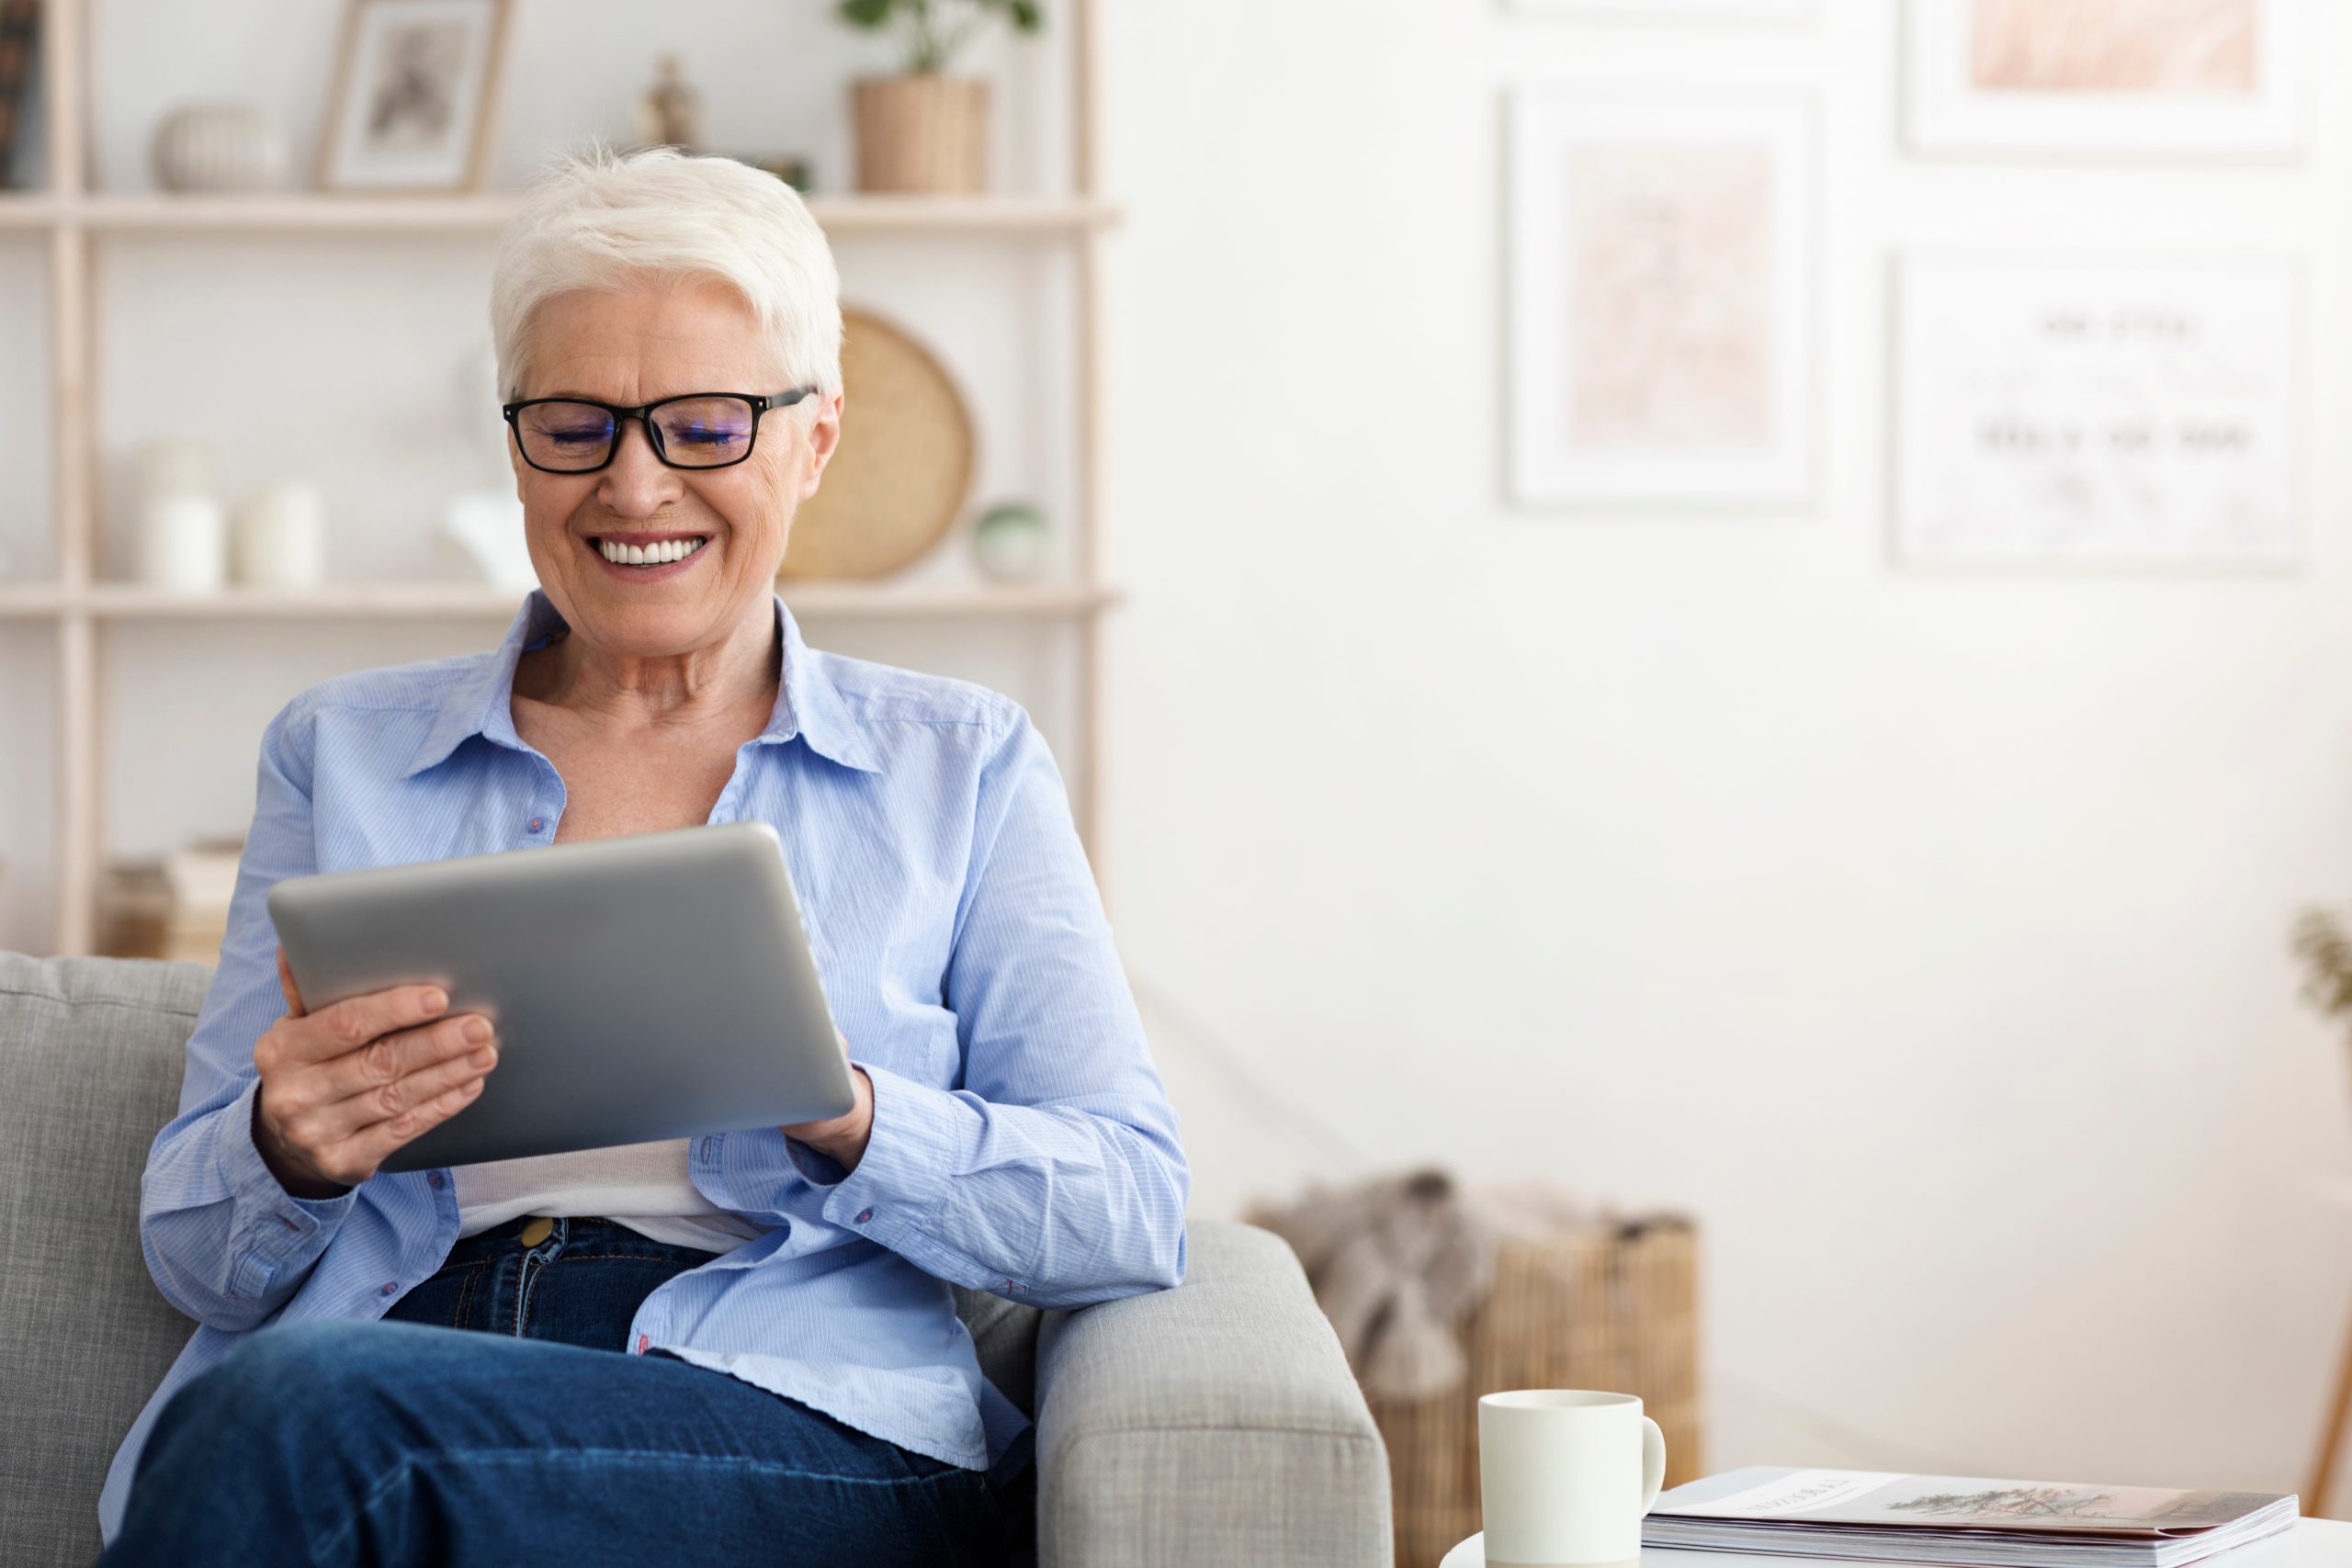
[218,1077,355,1279]
[787,1059,973,1243]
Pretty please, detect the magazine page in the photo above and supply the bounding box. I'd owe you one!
[1652,1469,2288,1538]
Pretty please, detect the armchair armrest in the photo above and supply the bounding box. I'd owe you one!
[1033,1220,1392,1568]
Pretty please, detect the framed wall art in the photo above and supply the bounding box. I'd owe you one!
[1506,88,1816,509]
[1893,253,2303,570]
[1905,0,2303,155]
[318,0,514,192]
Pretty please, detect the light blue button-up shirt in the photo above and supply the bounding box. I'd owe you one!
[99,587,1189,1544]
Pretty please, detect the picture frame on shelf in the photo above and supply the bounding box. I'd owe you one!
[318,0,514,193]
[1505,87,1815,510]
[1891,252,2304,570]
[1905,0,2303,156]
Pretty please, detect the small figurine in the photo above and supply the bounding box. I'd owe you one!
[635,55,702,152]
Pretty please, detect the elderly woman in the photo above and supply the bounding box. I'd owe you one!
[94,145,1188,1567]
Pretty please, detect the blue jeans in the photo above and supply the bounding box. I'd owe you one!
[102,1215,1033,1566]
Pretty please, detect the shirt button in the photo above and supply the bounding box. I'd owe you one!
[855,1208,874,1224]
[379,1282,397,1295]
[427,1172,444,1188]
[528,817,546,832]
[636,1333,650,1354]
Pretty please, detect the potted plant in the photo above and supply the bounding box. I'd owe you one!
[836,0,1042,195]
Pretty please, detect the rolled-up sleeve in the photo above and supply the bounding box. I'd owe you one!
[138,695,356,1332]
[784,705,1190,1309]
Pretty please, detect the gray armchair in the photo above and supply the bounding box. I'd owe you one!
[0,952,1391,1567]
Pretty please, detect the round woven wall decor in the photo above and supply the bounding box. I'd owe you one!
[778,306,976,581]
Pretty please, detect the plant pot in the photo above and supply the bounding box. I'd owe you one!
[852,74,988,195]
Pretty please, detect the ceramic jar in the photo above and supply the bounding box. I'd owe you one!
[151,104,289,193]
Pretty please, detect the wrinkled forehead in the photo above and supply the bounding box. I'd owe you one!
[518,274,786,400]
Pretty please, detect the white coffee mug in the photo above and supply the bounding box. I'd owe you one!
[1478,1389,1666,1568]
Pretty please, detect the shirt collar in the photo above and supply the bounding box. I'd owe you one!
[401,587,880,779]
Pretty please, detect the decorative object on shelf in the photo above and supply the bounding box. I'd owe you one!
[838,0,1042,194]
[0,0,39,191]
[231,482,327,589]
[970,500,1050,583]
[150,103,291,193]
[102,836,243,963]
[747,154,814,193]
[319,0,514,193]
[442,493,533,590]
[131,436,227,591]
[634,54,703,152]
[1905,0,2303,156]
[1894,253,2302,569]
[779,306,975,581]
[137,496,228,592]
[440,342,536,591]
[1506,89,1816,510]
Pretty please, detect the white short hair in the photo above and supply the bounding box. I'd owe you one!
[489,141,842,404]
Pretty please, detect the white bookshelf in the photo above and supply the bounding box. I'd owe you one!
[11,0,1114,957]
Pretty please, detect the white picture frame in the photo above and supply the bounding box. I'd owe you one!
[318,0,513,192]
[1905,0,2303,156]
[1506,88,1815,510]
[1892,253,2304,570]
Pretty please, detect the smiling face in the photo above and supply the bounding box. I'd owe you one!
[510,274,842,659]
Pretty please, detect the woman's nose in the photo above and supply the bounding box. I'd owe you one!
[597,418,683,516]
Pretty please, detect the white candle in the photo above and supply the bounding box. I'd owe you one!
[233,483,326,589]
[137,494,227,592]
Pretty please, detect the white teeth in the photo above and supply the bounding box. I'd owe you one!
[598,537,706,566]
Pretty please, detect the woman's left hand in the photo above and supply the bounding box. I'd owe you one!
[782,1031,873,1172]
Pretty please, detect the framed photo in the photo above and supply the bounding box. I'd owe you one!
[1905,0,2303,155]
[1893,254,2304,570]
[1506,89,1815,509]
[1508,0,1811,18]
[318,0,513,192]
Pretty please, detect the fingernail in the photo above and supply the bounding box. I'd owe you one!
[424,988,448,1011]
[462,1018,491,1043]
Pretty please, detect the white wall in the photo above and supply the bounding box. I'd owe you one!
[1099,0,2352,1500]
[6,0,2349,1506]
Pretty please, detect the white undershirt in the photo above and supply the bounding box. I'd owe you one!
[450,1137,769,1253]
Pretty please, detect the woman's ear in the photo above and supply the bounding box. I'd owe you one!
[800,389,845,500]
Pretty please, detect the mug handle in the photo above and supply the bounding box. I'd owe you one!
[1639,1416,1667,1514]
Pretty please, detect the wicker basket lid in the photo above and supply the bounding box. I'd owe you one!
[778,306,975,581]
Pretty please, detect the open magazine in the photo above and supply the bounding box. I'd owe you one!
[1642,1468,2299,1568]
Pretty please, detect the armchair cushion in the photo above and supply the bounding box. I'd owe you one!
[1035,1221,1394,1567]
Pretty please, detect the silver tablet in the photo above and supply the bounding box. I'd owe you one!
[266,819,855,1174]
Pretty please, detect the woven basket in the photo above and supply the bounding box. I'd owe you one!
[1371,1220,1703,1568]
[779,306,974,581]
[852,74,988,195]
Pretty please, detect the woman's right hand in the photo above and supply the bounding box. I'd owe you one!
[250,944,499,1199]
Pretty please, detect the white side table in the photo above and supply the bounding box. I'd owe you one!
[1439,1517,2352,1567]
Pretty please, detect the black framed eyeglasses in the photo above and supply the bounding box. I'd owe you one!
[501,388,818,473]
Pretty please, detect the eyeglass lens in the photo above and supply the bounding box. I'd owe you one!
[514,397,758,470]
